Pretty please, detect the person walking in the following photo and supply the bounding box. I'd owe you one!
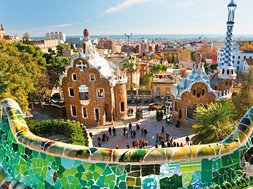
[161,126,165,134]
[129,122,132,131]
[133,130,136,139]
[186,136,190,145]
[136,123,140,131]
[112,127,116,136]
[123,127,126,136]
[144,129,148,137]
[108,127,112,135]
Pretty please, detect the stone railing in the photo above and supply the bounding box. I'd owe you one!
[0,98,252,188]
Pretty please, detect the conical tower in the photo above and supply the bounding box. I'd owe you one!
[218,0,237,81]
[216,0,237,95]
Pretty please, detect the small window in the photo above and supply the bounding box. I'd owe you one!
[94,108,100,121]
[197,88,201,98]
[70,105,77,117]
[97,88,105,98]
[222,69,225,74]
[227,70,229,75]
[215,86,218,90]
[69,88,74,97]
[244,56,246,60]
[238,56,240,59]
[82,107,88,118]
[193,89,196,96]
[90,74,95,82]
[120,102,125,112]
[202,89,205,96]
[72,74,77,81]
[237,61,240,64]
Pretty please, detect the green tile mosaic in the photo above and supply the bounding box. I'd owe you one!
[0,98,253,188]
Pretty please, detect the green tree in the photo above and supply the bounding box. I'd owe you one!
[46,55,71,89]
[192,99,236,144]
[144,63,168,89]
[233,69,253,119]
[123,55,139,90]
[0,41,46,112]
[56,43,70,56]
[22,32,31,44]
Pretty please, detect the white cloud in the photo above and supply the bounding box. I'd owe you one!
[50,23,76,28]
[104,0,152,14]
[169,1,195,9]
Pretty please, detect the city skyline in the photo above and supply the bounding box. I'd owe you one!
[0,0,253,37]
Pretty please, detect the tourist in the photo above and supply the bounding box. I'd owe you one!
[156,133,159,143]
[98,141,101,147]
[136,123,140,131]
[161,126,165,134]
[155,144,158,148]
[133,130,136,139]
[186,136,190,145]
[144,129,148,137]
[89,132,93,138]
[161,140,165,148]
[129,122,132,131]
[176,120,180,128]
[115,145,119,149]
[166,133,169,142]
[123,127,126,136]
[108,127,112,135]
[98,137,101,142]
[112,127,116,136]
[127,144,130,149]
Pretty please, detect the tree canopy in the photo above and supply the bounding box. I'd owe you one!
[192,99,236,144]
[233,69,253,119]
[0,41,46,112]
[144,63,168,89]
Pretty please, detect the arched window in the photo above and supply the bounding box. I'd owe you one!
[197,87,201,98]
[202,89,205,96]
[193,89,196,96]
[89,74,96,82]
[72,73,77,81]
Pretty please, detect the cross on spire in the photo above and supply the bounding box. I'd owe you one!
[77,61,86,71]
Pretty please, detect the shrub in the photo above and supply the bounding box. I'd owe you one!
[25,118,88,146]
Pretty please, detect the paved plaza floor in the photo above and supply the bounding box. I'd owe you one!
[86,105,195,149]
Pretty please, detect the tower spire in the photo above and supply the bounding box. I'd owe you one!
[218,0,237,80]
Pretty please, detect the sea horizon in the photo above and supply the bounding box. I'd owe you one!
[31,33,253,41]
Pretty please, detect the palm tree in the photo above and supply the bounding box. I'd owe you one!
[192,99,236,144]
[123,55,139,90]
[23,32,31,44]
[144,63,168,89]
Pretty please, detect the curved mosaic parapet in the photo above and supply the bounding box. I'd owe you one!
[0,98,253,188]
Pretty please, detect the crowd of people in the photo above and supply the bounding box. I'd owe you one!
[90,99,191,149]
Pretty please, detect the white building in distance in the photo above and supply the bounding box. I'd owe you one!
[45,32,66,43]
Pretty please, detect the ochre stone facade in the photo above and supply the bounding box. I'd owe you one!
[62,29,128,126]
[62,58,127,126]
[173,82,216,126]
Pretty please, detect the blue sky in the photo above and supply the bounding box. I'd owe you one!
[0,0,252,37]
